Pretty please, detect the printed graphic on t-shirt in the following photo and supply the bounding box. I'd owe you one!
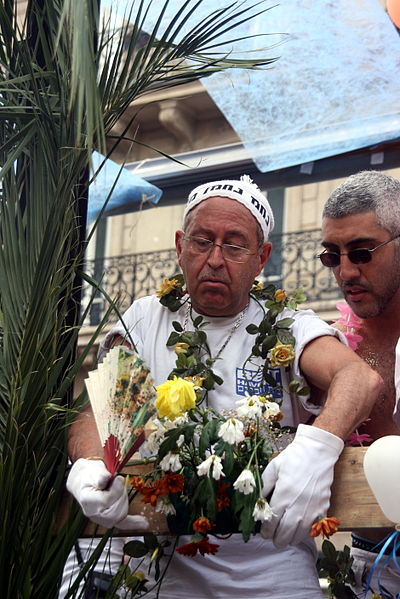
[236,367,283,399]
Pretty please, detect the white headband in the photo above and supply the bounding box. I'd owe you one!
[183,174,274,241]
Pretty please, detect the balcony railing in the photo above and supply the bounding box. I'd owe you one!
[82,228,341,327]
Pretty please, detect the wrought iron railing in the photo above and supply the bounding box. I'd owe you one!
[82,228,341,327]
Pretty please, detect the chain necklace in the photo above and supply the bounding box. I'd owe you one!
[183,300,249,361]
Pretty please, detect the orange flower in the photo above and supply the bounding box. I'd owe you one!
[244,424,257,437]
[176,536,219,557]
[163,472,184,494]
[193,517,213,534]
[310,516,340,539]
[128,476,146,492]
[216,482,230,512]
[133,478,167,507]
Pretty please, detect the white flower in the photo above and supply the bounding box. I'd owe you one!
[233,469,256,495]
[176,434,185,448]
[139,428,166,457]
[252,498,274,522]
[155,498,176,516]
[171,414,189,426]
[159,451,182,472]
[197,454,225,480]
[218,417,245,444]
[236,395,263,420]
[262,400,281,420]
[155,414,188,432]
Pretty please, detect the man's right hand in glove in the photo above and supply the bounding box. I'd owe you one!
[66,458,149,530]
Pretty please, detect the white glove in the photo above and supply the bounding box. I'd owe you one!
[261,424,344,548]
[66,458,149,530]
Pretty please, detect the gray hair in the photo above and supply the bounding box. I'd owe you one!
[323,170,400,235]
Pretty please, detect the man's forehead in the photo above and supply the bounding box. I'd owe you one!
[322,213,387,243]
[189,195,258,222]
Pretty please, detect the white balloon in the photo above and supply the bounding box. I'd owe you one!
[363,435,400,524]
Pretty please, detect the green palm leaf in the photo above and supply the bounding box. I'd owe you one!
[0,0,277,596]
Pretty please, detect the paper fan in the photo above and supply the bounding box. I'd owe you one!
[85,345,156,477]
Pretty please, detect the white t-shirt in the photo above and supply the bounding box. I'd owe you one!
[100,295,344,599]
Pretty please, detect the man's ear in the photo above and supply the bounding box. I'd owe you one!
[257,242,272,274]
[175,230,185,264]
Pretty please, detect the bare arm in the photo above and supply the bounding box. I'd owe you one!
[299,335,383,440]
[68,334,132,462]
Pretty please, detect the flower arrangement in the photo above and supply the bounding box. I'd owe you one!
[126,276,308,555]
[129,395,294,554]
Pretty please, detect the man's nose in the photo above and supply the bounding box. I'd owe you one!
[206,243,225,268]
[337,254,361,281]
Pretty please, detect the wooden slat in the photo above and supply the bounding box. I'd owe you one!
[82,447,392,536]
[328,446,391,530]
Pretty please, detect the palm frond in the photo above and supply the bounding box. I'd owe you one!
[0,0,277,596]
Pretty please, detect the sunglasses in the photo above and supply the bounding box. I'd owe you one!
[317,233,400,268]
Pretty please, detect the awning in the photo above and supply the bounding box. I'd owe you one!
[88,152,162,222]
[102,0,400,173]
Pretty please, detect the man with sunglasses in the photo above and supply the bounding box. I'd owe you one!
[320,169,400,597]
[66,175,382,598]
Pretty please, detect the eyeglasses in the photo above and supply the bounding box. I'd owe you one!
[317,233,400,268]
[183,235,256,263]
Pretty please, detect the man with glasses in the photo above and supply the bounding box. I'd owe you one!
[320,169,400,597]
[66,175,381,598]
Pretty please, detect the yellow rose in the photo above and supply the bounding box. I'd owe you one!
[155,376,196,419]
[274,288,287,303]
[174,342,189,355]
[269,342,295,367]
[156,278,180,298]
[252,280,264,292]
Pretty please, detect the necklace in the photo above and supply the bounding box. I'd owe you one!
[183,300,249,361]
[159,275,301,399]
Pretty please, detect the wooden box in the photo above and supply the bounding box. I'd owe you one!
[82,446,392,537]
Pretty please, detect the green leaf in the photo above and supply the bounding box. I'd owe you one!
[262,367,278,387]
[221,443,234,476]
[123,540,149,558]
[193,315,204,328]
[176,353,189,368]
[143,533,160,550]
[322,539,338,561]
[166,331,181,346]
[193,477,216,521]
[262,334,277,350]
[258,318,272,335]
[275,317,295,328]
[172,320,184,332]
[276,329,295,345]
[202,371,216,390]
[198,418,220,457]
[158,425,195,459]
[212,372,224,386]
[246,324,259,335]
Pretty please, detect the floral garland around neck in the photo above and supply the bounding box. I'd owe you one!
[156,273,308,404]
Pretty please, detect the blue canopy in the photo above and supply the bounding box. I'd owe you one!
[88,152,162,222]
[102,0,400,173]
